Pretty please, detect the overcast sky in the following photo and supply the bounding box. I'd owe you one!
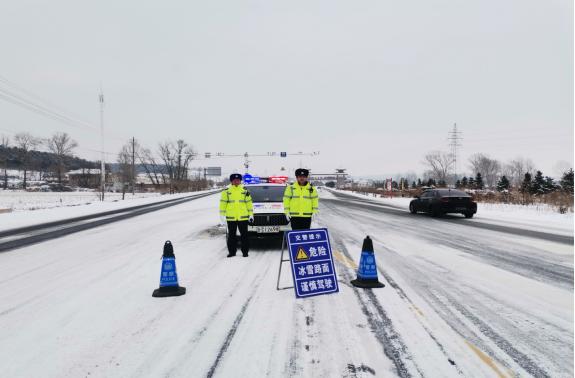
[0,0,572,178]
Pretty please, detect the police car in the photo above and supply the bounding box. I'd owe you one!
[245,176,291,237]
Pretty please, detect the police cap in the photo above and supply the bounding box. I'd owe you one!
[295,168,309,177]
[229,173,242,181]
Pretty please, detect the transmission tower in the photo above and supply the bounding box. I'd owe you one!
[448,123,463,183]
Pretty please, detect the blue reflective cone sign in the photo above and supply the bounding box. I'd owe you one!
[159,257,179,287]
[287,228,339,298]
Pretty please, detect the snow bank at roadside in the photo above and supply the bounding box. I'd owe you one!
[0,190,219,232]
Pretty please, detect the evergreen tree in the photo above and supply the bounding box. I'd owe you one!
[461,176,468,188]
[520,172,532,194]
[468,177,475,188]
[417,178,422,187]
[455,179,461,188]
[426,178,436,187]
[560,169,574,193]
[411,181,416,189]
[475,173,484,189]
[401,178,408,190]
[531,170,545,195]
[496,175,510,192]
[544,176,557,193]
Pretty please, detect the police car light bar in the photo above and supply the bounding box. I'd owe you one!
[268,175,288,184]
[243,176,288,185]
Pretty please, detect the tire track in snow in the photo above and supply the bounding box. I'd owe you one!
[324,199,573,289]
[324,191,573,245]
[131,250,265,378]
[303,300,322,375]
[324,200,571,375]
[285,303,304,377]
[400,222,573,289]
[358,246,465,376]
[332,237,419,378]
[205,293,256,378]
[205,260,272,378]
[324,202,464,375]
[441,293,551,378]
[324,202,537,377]
[371,239,555,377]
[263,324,280,377]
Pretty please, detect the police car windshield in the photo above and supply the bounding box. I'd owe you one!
[247,186,285,202]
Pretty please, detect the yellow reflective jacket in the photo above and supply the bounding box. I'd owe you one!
[220,184,253,221]
[283,182,318,218]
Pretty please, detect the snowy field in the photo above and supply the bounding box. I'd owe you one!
[0,191,167,211]
[0,190,572,377]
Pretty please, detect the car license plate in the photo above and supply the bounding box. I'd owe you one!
[256,226,280,233]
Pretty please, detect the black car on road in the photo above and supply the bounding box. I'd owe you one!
[409,189,477,218]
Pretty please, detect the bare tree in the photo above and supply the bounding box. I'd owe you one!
[503,157,536,188]
[46,132,78,184]
[14,132,40,189]
[1,135,9,190]
[468,153,501,188]
[158,139,195,192]
[117,145,131,198]
[423,151,453,183]
[116,138,140,195]
[137,147,163,187]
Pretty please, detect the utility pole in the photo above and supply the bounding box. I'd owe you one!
[448,123,463,185]
[99,90,105,201]
[131,136,135,195]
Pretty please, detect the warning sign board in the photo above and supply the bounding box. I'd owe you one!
[286,228,339,298]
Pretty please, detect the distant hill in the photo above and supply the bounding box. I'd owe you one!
[0,145,98,172]
[0,145,165,175]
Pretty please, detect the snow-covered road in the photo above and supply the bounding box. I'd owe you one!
[0,190,572,377]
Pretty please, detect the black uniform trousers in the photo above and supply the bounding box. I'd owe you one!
[227,221,249,255]
[289,217,312,230]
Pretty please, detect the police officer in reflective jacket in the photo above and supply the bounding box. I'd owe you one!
[220,173,253,257]
[283,168,319,230]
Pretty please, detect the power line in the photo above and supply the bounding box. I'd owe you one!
[0,76,130,144]
[461,133,571,143]
[0,91,95,132]
[0,86,96,131]
[0,75,93,127]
